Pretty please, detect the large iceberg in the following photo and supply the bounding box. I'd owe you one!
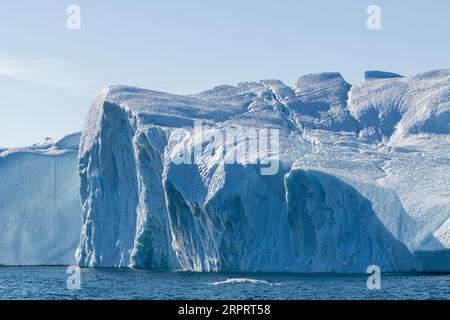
[0,133,82,265]
[76,70,450,272]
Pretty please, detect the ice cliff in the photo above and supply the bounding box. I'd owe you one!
[76,70,450,272]
[0,133,82,265]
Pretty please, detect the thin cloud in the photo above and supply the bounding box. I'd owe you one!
[0,56,82,89]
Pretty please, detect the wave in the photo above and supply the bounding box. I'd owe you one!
[210,278,271,285]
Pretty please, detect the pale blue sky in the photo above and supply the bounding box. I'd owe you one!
[1,0,449,147]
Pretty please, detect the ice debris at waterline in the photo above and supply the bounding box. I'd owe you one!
[0,133,82,265]
[210,278,272,285]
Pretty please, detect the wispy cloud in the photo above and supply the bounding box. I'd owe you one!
[0,55,82,89]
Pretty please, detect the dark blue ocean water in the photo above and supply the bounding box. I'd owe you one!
[0,267,449,300]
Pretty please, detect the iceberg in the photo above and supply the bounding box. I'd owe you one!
[3,70,447,272]
[76,70,450,272]
[0,133,82,265]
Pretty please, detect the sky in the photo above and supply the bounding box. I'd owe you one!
[0,0,449,147]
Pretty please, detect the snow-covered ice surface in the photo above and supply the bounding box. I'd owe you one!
[76,70,450,272]
[0,133,82,265]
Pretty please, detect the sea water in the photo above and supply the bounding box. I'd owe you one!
[0,267,449,300]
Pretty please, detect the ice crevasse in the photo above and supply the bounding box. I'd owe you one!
[75,70,450,272]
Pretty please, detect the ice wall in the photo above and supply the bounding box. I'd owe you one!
[76,70,450,272]
[0,133,82,265]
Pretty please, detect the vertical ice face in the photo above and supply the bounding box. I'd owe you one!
[0,133,82,265]
[162,162,413,272]
[130,127,176,269]
[284,169,413,272]
[77,101,140,267]
[76,95,176,268]
[76,71,450,272]
[163,163,292,272]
